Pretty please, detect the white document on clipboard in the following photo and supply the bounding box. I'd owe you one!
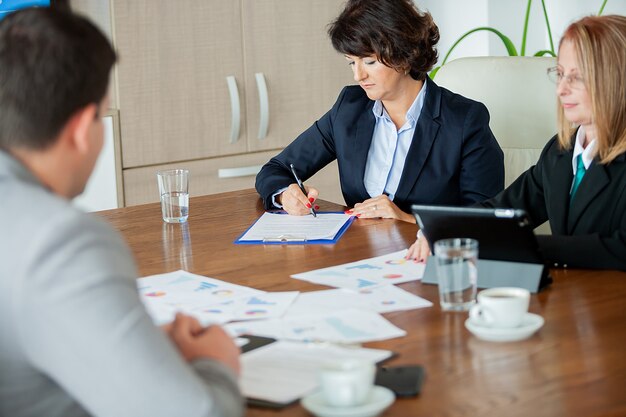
[235,212,354,244]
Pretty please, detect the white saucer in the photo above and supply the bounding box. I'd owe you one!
[301,386,395,417]
[465,312,544,342]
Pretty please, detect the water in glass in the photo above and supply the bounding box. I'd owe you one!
[160,191,189,223]
[435,239,478,311]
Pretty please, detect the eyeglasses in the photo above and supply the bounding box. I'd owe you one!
[547,66,585,90]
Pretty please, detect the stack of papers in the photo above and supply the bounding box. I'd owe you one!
[137,250,433,407]
[241,340,393,406]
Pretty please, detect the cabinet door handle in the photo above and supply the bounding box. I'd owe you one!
[255,72,269,140]
[226,76,240,144]
[218,165,263,179]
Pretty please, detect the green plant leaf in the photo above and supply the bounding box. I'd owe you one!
[540,0,555,55]
[521,0,533,56]
[440,27,519,67]
[533,49,556,57]
[432,0,609,79]
[429,66,441,79]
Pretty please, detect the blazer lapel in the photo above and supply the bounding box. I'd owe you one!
[567,161,610,233]
[394,78,441,201]
[547,149,574,234]
[351,106,376,197]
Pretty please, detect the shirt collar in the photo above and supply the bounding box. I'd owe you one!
[371,81,428,128]
[572,126,597,173]
[0,149,39,185]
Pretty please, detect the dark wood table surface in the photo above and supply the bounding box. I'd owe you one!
[98,189,626,417]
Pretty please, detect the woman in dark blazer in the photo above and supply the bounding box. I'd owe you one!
[409,15,626,270]
[255,0,504,223]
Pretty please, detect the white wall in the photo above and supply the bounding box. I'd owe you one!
[416,0,626,67]
[73,115,119,212]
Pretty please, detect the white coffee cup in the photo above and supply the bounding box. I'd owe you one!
[469,287,530,328]
[318,359,376,407]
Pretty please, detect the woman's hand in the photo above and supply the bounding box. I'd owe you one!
[278,183,319,215]
[405,233,431,262]
[347,195,415,223]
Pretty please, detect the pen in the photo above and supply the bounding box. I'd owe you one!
[289,163,317,217]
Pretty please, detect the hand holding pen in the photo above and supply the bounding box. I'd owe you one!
[279,163,318,217]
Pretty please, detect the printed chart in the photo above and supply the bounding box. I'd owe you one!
[285,285,433,316]
[226,309,406,344]
[291,249,425,290]
[137,270,297,325]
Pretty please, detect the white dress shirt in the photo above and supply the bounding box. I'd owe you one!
[272,82,427,208]
[363,82,427,201]
[571,126,597,192]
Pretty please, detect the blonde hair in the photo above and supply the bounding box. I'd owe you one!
[557,15,626,164]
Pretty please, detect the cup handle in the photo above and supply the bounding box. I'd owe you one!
[469,304,495,325]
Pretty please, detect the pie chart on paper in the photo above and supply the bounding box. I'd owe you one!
[145,291,166,297]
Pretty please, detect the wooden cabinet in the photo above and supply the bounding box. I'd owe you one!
[112,2,248,168]
[123,154,342,206]
[123,151,276,206]
[241,1,353,153]
[71,1,354,206]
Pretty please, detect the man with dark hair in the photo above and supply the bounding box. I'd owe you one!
[0,8,243,417]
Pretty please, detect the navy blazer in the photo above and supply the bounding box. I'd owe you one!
[256,78,504,213]
[480,134,626,271]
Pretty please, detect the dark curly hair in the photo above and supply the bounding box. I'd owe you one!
[328,0,440,81]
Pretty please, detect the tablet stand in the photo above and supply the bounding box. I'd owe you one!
[422,256,551,293]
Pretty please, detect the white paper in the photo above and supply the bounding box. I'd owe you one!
[237,212,352,242]
[137,270,297,325]
[241,340,392,404]
[291,249,425,290]
[226,309,406,343]
[195,291,299,321]
[286,286,433,316]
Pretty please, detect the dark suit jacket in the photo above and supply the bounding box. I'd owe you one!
[255,78,504,213]
[480,134,626,271]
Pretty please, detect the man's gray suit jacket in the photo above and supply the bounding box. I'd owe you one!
[0,150,243,417]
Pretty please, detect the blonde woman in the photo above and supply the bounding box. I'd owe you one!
[408,15,626,270]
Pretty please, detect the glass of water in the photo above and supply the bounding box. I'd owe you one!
[434,238,478,312]
[157,169,189,223]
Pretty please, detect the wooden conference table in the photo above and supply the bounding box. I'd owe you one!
[98,189,626,417]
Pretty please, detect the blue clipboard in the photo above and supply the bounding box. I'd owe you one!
[234,211,355,245]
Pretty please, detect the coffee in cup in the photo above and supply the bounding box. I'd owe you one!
[469,287,530,328]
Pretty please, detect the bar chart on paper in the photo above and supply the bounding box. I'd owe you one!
[292,249,425,290]
[227,309,407,344]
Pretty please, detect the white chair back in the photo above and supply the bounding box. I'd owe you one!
[435,56,557,188]
[435,56,557,233]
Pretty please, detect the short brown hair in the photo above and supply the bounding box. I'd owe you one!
[328,0,439,81]
[557,15,626,164]
[0,8,116,151]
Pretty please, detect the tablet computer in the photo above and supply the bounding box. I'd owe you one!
[411,205,552,292]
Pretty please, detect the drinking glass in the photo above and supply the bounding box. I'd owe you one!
[157,169,189,223]
[434,238,478,311]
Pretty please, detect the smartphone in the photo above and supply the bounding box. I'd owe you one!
[375,365,425,397]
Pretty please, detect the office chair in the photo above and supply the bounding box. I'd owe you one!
[435,56,557,233]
